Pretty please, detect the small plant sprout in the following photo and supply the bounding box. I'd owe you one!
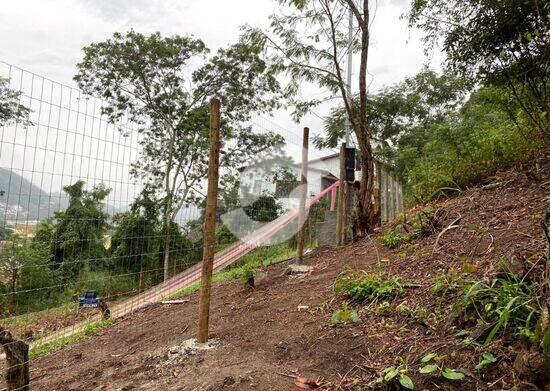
[418,353,465,381]
[475,352,497,370]
[432,267,465,296]
[441,368,465,380]
[330,302,361,325]
[381,365,414,390]
[375,300,390,315]
[237,263,258,288]
[397,302,434,328]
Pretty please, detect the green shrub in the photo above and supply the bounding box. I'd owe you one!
[334,268,404,303]
[398,86,538,201]
[216,224,237,246]
[235,263,258,287]
[75,270,138,299]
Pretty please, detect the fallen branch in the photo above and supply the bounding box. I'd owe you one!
[432,215,462,254]
[276,372,297,379]
[160,299,189,305]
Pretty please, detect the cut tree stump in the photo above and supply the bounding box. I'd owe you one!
[0,328,30,391]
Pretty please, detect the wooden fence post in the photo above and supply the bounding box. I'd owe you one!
[197,97,221,343]
[0,328,29,391]
[336,143,346,246]
[377,162,383,224]
[295,127,309,263]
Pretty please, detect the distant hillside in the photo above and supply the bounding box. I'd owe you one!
[0,167,67,220]
[0,168,118,221]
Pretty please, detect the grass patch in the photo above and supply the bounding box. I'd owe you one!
[166,242,295,299]
[29,318,116,359]
[334,268,406,303]
[378,231,419,248]
[453,273,540,344]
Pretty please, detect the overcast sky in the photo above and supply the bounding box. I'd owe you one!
[0,0,441,131]
[0,0,442,220]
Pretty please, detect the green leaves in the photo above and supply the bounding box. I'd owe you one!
[334,268,405,303]
[408,0,549,140]
[399,375,414,389]
[382,366,399,382]
[421,353,438,363]
[455,273,540,345]
[380,367,414,389]
[417,353,464,382]
[441,368,465,380]
[0,77,32,127]
[475,352,497,370]
[330,302,361,325]
[419,353,440,374]
[419,364,438,374]
[75,29,286,229]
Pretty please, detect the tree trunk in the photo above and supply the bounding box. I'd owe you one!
[161,184,173,282]
[352,0,375,238]
[0,328,29,391]
[162,125,176,282]
[162,214,171,282]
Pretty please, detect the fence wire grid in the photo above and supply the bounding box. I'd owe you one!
[0,60,350,389]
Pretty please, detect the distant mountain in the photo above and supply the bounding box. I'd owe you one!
[0,168,118,221]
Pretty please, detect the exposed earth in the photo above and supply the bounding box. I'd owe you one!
[5,162,550,390]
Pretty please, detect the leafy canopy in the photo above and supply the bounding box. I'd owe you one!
[74,30,285,212]
[409,0,549,138]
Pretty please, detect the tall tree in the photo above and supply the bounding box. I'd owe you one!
[408,0,549,141]
[247,0,376,236]
[110,187,160,276]
[75,31,285,281]
[52,181,111,279]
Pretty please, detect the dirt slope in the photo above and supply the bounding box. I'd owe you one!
[26,162,549,390]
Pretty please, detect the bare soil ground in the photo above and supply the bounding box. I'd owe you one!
[12,162,550,390]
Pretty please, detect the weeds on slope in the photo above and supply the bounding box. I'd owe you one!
[453,271,540,345]
[334,267,406,303]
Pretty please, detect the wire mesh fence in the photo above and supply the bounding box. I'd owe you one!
[0,61,345,389]
[0,57,407,390]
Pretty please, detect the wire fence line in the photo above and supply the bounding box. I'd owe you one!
[0,61,342,388]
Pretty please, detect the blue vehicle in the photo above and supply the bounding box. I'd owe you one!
[79,290,101,309]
